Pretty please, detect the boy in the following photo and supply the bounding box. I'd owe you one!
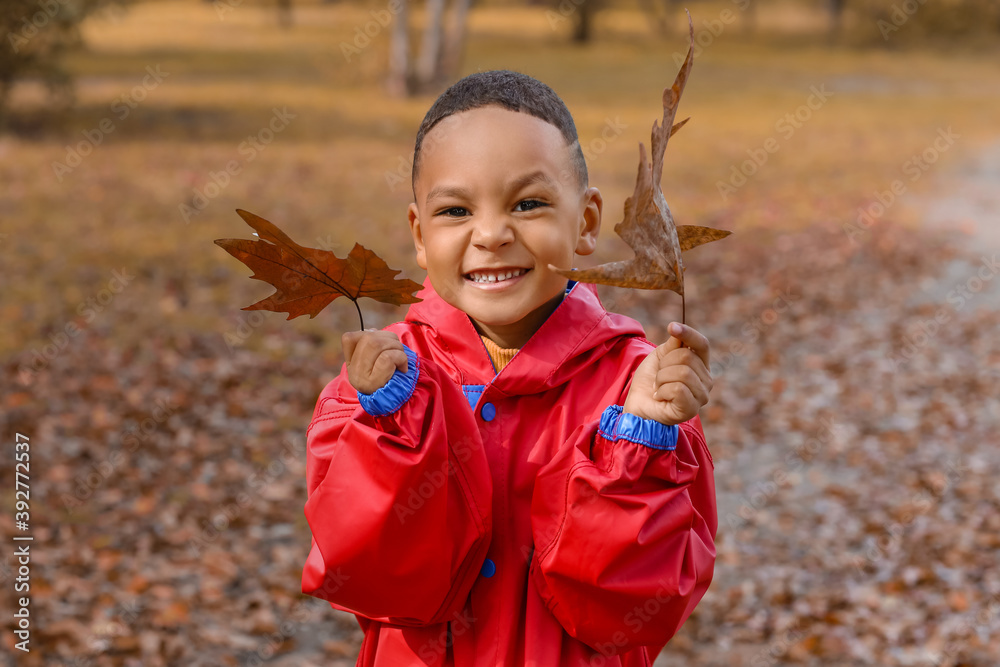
[301,70,717,666]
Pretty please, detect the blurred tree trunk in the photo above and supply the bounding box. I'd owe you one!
[388,0,472,97]
[387,0,411,96]
[572,0,596,42]
[828,0,847,34]
[743,0,757,33]
[440,0,471,81]
[638,0,669,36]
[277,0,293,28]
[415,0,447,88]
[0,0,124,129]
[0,79,9,127]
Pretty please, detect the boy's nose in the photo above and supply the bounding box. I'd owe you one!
[471,213,515,251]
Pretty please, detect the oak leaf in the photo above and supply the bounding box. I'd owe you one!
[214,209,422,329]
[548,13,731,299]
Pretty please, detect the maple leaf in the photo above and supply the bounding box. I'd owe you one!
[548,12,732,304]
[214,209,422,329]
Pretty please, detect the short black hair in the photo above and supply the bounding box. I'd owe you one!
[411,69,588,197]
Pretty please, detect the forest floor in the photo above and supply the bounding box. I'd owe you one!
[2,1,999,665]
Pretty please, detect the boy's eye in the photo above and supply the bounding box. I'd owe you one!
[438,206,469,217]
[514,199,547,212]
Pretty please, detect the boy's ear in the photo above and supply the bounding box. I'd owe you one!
[575,186,602,256]
[408,202,428,270]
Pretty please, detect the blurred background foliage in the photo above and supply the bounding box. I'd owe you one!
[2,0,1000,664]
[2,0,1000,123]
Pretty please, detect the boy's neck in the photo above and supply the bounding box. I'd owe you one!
[470,290,565,350]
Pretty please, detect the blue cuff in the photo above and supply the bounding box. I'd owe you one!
[357,345,420,416]
[597,404,679,450]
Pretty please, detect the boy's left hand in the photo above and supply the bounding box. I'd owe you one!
[623,322,713,427]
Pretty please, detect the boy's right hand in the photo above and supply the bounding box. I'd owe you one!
[342,329,409,394]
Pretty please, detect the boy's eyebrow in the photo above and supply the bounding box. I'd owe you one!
[425,170,557,204]
[507,170,557,193]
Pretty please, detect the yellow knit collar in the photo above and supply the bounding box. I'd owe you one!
[480,335,519,372]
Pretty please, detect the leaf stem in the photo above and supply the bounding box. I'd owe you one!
[680,292,687,349]
[353,299,365,330]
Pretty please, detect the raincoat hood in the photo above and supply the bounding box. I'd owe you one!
[402,277,647,394]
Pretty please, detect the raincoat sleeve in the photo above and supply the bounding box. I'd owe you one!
[529,403,717,654]
[301,344,493,626]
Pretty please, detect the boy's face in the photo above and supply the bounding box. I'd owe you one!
[408,105,602,349]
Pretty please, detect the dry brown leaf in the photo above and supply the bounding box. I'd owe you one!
[548,13,731,300]
[214,209,422,329]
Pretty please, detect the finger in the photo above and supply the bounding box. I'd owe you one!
[378,333,406,371]
[667,322,710,370]
[371,349,408,386]
[648,380,699,425]
[342,330,363,364]
[654,334,683,362]
[364,334,406,375]
[654,365,709,408]
[660,347,713,393]
[392,348,408,374]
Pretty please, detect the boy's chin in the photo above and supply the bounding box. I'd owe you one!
[465,293,566,333]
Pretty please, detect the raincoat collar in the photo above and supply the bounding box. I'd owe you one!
[403,276,646,396]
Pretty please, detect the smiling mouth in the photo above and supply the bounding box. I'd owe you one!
[463,268,531,284]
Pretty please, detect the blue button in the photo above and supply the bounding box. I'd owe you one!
[481,402,496,421]
[480,558,496,578]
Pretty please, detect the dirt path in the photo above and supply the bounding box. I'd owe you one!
[652,139,1000,667]
[911,137,1000,310]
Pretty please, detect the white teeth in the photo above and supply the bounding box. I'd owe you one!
[468,269,526,283]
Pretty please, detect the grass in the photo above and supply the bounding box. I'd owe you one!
[3,0,999,359]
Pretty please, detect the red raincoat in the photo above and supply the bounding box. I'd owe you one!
[302,278,717,666]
